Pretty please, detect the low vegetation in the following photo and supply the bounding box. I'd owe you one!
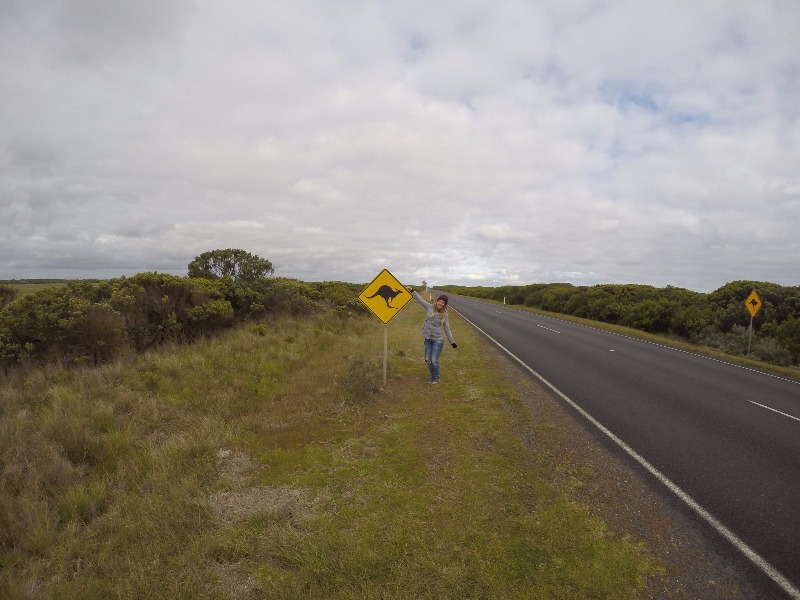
[3,250,797,372]
[0,251,366,372]
[0,299,661,598]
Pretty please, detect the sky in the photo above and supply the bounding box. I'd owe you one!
[1,0,799,293]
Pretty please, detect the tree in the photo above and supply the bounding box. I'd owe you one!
[621,298,679,333]
[187,249,274,284]
[0,285,16,310]
[775,318,800,364]
[0,282,127,367]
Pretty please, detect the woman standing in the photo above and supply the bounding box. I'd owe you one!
[405,286,457,384]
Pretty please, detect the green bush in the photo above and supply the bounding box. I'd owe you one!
[621,299,680,333]
[250,323,269,336]
[105,273,233,350]
[0,285,16,310]
[750,336,793,366]
[267,278,322,315]
[774,318,800,364]
[343,356,383,402]
[313,281,368,315]
[187,248,274,283]
[0,274,241,371]
[0,282,127,367]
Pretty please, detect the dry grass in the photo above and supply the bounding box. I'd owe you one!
[0,305,660,599]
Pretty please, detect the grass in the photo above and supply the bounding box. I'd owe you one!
[0,304,661,599]
[1,282,70,297]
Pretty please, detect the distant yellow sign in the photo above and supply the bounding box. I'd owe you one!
[745,290,762,318]
[359,269,411,324]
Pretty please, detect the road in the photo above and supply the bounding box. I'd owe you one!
[447,293,800,599]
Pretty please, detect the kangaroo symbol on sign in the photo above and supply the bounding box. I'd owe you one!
[366,285,405,309]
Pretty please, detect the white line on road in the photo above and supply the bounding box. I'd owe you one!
[455,309,800,600]
[537,324,561,334]
[749,401,800,423]
[463,297,800,386]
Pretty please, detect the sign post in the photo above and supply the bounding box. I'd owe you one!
[358,269,412,385]
[745,289,762,355]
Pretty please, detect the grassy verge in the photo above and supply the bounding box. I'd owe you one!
[1,303,660,599]
[1,282,70,297]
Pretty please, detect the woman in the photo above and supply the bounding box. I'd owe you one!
[405,286,457,384]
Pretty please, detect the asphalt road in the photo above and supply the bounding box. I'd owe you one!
[447,293,800,599]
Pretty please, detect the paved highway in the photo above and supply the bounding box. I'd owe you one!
[447,293,800,598]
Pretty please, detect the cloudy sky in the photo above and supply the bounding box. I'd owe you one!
[1,0,798,292]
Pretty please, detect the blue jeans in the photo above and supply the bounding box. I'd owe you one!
[423,338,445,382]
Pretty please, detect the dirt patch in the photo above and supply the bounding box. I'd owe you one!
[209,485,312,524]
[208,561,260,599]
[206,449,316,597]
[215,448,254,487]
[209,449,315,524]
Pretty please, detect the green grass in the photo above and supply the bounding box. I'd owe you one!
[1,282,70,296]
[0,305,661,599]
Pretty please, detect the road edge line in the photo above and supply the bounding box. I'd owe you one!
[456,309,800,600]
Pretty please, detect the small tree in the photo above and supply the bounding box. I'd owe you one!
[187,249,274,284]
[0,285,16,310]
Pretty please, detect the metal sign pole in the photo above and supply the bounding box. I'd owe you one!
[747,316,753,356]
[383,324,388,386]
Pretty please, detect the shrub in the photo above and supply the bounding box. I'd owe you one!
[621,299,679,334]
[774,318,800,365]
[187,248,274,283]
[267,278,322,315]
[250,323,269,337]
[539,284,579,313]
[313,281,368,316]
[343,357,383,402]
[0,285,16,310]
[186,299,235,334]
[105,273,233,350]
[749,337,793,366]
[0,283,127,368]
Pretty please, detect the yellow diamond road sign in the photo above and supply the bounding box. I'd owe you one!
[359,269,411,324]
[745,290,762,318]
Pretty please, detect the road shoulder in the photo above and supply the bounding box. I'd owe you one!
[485,338,778,599]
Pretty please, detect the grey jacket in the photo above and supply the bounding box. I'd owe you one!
[412,291,455,345]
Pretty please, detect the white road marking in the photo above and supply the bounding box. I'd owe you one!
[749,401,800,423]
[455,309,800,600]
[537,324,560,334]
[469,298,800,386]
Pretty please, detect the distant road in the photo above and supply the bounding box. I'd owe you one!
[448,293,800,599]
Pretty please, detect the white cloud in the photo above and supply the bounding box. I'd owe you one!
[1,0,798,291]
